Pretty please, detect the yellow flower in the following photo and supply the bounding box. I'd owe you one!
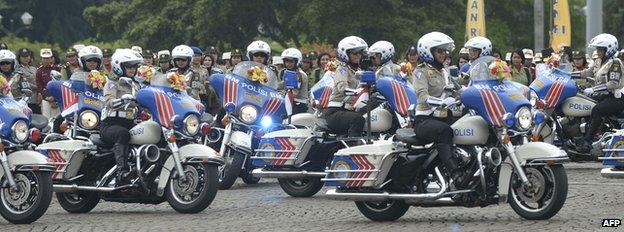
[247,66,268,84]
[488,59,511,81]
[87,70,106,89]
[168,73,187,91]
[137,66,155,83]
[0,75,9,96]
[399,62,414,75]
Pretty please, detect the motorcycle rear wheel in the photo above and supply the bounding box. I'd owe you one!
[277,177,323,197]
[355,200,409,221]
[56,191,100,214]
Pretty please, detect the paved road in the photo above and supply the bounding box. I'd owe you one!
[2,162,622,231]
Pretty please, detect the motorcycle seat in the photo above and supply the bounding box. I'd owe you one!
[90,134,113,149]
[315,118,343,135]
[31,114,49,131]
[395,128,431,147]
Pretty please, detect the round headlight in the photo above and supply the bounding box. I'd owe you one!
[240,105,258,124]
[516,107,533,131]
[12,120,29,143]
[183,115,200,136]
[79,110,99,130]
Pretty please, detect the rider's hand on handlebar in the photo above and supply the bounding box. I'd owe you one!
[442,97,456,106]
[583,88,594,96]
[121,94,135,101]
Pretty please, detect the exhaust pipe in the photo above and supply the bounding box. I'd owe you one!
[138,144,160,163]
[484,147,502,167]
[325,167,447,201]
[54,184,133,193]
[252,168,326,178]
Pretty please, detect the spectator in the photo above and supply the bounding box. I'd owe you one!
[492,48,503,60]
[36,48,61,118]
[404,45,419,67]
[522,49,534,67]
[509,49,532,85]
[458,48,469,68]
[310,52,330,87]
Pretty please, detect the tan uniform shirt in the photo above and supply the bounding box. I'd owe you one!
[10,64,38,104]
[328,65,360,109]
[413,63,449,115]
[581,58,624,94]
[102,76,140,120]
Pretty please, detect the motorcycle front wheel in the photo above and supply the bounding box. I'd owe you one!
[166,163,218,213]
[0,171,53,224]
[217,148,244,189]
[508,164,568,220]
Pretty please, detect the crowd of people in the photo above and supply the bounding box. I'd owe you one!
[0,32,621,182]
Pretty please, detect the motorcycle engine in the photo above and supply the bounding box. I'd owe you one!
[560,117,582,137]
[453,147,473,169]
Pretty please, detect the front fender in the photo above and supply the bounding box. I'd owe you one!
[229,130,251,149]
[156,143,224,197]
[0,150,57,180]
[514,142,568,165]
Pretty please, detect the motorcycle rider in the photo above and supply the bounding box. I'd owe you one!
[323,36,367,137]
[278,48,309,114]
[100,49,142,184]
[170,45,220,115]
[247,40,276,73]
[460,36,492,85]
[369,41,400,77]
[411,32,465,187]
[0,50,15,83]
[571,34,624,153]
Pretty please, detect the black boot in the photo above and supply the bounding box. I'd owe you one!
[436,144,466,189]
[113,143,130,185]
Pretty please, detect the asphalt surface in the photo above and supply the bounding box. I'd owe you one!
[2,162,623,231]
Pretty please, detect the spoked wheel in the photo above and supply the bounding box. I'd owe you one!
[277,177,323,197]
[0,171,53,224]
[355,200,409,221]
[509,164,568,220]
[217,148,243,190]
[166,163,218,213]
[56,191,100,213]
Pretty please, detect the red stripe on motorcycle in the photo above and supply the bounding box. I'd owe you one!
[320,87,331,108]
[61,85,78,109]
[155,91,174,128]
[391,82,408,116]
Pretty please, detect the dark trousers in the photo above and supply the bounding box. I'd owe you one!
[413,115,457,170]
[100,117,134,171]
[28,103,41,114]
[584,95,624,140]
[323,107,364,137]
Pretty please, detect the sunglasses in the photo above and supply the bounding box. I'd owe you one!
[252,53,266,57]
[0,61,11,65]
[85,58,100,62]
[173,58,187,62]
[122,63,140,69]
[103,55,112,58]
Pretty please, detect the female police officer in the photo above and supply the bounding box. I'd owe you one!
[100,49,143,184]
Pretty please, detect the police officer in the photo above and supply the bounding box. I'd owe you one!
[11,48,39,113]
[100,49,142,184]
[460,36,492,85]
[369,41,400,77]
[571,34,624,153]
[156,50,172,74]
[143,49,155,66]
[61,48,80,80]
[170,45,220,115]
[412,32,463,185]
[247,40,275,73]
[300,52,314,77]
[0,50,15,80]
[323,36,367,137]
[102,48,114,77]
[278,48,308,114]
[190,46,209,84]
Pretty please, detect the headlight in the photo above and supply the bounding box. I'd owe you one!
[183,115,200,136]
[79,110,99,130]
[515,107,533,131]
[12,120,29,143]
[239,105,258,124]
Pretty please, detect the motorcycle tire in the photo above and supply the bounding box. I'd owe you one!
[217,149,244,190]
[0,171,53,224]
[509,164,568,220]
[56,191,100,214]
[277,177,323,197]
[166,164,218,214]
[355,200,409,221]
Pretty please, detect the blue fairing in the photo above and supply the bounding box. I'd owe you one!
[376,76,417,116]
[529,64,577,108]
[136,86,203,128]
[0,95,31,139]
[47,80,104,116]
[210,73,286,125]
[461,79,531,128]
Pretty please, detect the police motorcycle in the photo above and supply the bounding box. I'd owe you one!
[250,70,416,197]
[323,56,569,221]
[210,61,290,189]
[600,129,624,178]
[35,74,224,214]
[0,88,56,224]
[45,72,104,140]
[529,60,616,161]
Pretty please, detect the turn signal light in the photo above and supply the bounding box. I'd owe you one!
[140,111,151,121]
[502,134,510,144]
[200,123,211,135]
[531,133,540,142]
[0,143,4,152]
[30,128,42,142]
[167,133,177,143]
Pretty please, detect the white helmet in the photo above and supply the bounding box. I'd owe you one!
[337,36,368,62]
[417,32,455,64]
[589,33,619,59]
[112,49,143,77]
[369,41,395,64]
[171,45,194,60]
[464,36,492,57]
[246,40,271,61]
[0,50,16,64]
[78,45,103,71]
[281,48,302,67]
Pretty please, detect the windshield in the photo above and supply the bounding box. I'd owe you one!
[468,56,499,81]
[232,61,278,89]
